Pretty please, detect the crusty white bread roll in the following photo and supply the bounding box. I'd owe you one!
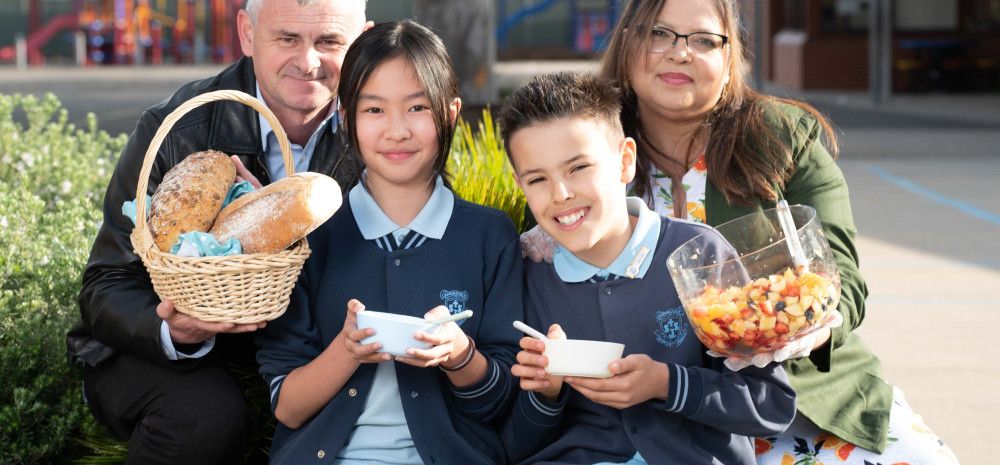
[148,150,236,252]
[209,172,342,253]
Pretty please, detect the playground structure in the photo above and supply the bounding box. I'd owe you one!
[2,0,624,67]
[497,0,618,56]
[0,0,243,66]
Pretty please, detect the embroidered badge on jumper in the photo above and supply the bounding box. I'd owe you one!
[440,290,470,325]
[655,307,688,348]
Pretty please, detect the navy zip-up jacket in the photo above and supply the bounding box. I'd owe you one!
[258,194,523,465]
[504,217,796,465]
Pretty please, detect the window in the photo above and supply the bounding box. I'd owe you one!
[966,0,1000,32]
[895,0,958,31]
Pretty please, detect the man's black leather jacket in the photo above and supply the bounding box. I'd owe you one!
[67,56,358,368]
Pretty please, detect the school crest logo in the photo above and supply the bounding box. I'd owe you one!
[655,307,688,348]
[440,290,470,325]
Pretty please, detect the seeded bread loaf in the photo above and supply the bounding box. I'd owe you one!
[210,172,342,254]
[148,150,236,252]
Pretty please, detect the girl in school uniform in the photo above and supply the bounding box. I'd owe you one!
[257,20,523,465]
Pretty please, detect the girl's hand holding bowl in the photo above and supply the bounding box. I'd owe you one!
[395,306,472,369]
[342,299,393,364]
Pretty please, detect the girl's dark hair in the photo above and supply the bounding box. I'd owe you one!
[337,20,459,187]
[599,0,839,207]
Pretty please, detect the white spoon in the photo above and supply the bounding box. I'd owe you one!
[775,200,808,271]
[427,310,474,326]
[512,320,549,340]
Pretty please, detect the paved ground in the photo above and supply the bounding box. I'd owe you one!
[2,63,997,464]
[0,65,228,135]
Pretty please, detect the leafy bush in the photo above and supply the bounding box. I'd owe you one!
[448,108,528,233]
[0,94,523,464]
[0,93,126,464]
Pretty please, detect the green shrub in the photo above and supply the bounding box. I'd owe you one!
[0,93,126,464]
[448,108,528,233]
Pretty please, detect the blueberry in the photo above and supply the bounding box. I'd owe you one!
[775,301,786,312]
[805,309,815,321]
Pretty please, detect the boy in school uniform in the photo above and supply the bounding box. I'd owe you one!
[497,71,797,465]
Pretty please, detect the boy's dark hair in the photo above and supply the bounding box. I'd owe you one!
[338,20,459,187]
[498,71,623,160]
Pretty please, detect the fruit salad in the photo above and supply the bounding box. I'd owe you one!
[684,267,838,356]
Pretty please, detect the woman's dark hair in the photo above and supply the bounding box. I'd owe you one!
[337,20,459,187]
[600,0,839,207]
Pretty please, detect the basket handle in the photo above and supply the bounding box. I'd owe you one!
[134,90,294,229]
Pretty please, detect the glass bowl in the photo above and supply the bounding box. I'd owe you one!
[666,205,841,357]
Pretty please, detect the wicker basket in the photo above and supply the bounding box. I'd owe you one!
[130,90,311,324]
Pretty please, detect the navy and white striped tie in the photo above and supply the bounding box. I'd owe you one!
[373,230,429,252]
[587,273,623,284]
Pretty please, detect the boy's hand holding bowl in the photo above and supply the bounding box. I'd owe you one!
[511,322,569,401]
[564,353,670,410]
[512,321,671,409]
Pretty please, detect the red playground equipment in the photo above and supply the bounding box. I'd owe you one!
[0,0,243,66]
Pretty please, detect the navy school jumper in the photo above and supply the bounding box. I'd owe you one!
[504,217,797,465]
[257,193,523,465]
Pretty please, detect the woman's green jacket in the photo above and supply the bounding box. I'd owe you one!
[704,101,893,452]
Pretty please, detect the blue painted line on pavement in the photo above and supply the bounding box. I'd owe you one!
[867,297,1000,306]
[863,163,1000,228]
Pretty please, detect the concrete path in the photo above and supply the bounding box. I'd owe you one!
[844,157,999,465]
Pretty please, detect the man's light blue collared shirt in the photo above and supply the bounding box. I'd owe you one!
[553,197,661,283]
[256,85,339,182]
[337,174,453,464]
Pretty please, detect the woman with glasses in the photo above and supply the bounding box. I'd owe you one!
[598,1,959,464]
[521,0,961,463]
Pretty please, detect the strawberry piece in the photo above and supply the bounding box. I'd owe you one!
[780,285,800,297]
[761,300,775,316]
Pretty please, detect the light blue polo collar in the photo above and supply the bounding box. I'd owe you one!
[553,197,661,283]
[255,84,339,153]
[349,173,454,240]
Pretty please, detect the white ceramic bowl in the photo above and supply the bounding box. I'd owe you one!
[356,311,441,357]
[544,339,625,378]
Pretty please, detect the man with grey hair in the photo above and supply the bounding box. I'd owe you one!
[67,1,371,463]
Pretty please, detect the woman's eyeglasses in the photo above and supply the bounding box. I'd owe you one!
[647,26,728,54]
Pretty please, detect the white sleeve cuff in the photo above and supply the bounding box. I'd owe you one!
[159,320,215,360]
[527,390,564,416]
